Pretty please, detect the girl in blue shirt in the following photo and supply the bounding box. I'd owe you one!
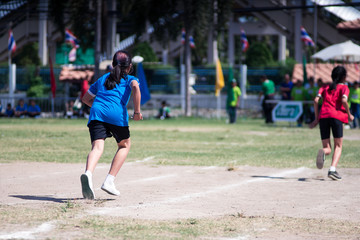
[81,50,142,199]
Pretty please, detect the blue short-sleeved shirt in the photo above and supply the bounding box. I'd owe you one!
[87,73,139,127]
[27,105,41,113]
[16,104,27,112]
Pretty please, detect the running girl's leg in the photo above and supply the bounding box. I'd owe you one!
[331,137,343,168]
[86,139,105,173]
[101,138,131,196]
[109,138,131,176]
[321,139,332,156]
[81,139,104,199]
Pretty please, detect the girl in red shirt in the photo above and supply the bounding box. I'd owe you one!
[310,66,354,180]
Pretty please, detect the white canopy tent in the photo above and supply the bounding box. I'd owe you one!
[311,40,360,62]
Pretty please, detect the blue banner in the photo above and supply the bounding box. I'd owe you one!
[137,63,151,105]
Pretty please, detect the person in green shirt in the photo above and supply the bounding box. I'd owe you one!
[349,81,360,128]
[157,100,171,120]
[305,77,319,123]
[259,75,275,123]
[227,79,242,124]
[291,80,306,126]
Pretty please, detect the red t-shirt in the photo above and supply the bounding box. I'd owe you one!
[318,84,349,123]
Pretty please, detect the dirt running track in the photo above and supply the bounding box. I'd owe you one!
[0,161,360,239]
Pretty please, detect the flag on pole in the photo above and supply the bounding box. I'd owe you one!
[189,36,195,49]
[302,54,308,84]
[215,59,225,96]
[181,28,186,45]
[300,27,315,47]
[240,29,249,52]
[65,29,80,48]
[49,56,56,98]
[137,62,151,105]
[181,28,195,48]
[8,30,16,53]
[68,47,77,62]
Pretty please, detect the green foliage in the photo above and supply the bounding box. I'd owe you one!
[13,42,40,66]
[245,42,274,67]
[279,58,297,78]
[27,82,46,98]
[132,42,158,62]
[23,66,46,97]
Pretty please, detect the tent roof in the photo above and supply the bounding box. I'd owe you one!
[337,18,360,30]
[292,63,360,84]
[59,66,94,83]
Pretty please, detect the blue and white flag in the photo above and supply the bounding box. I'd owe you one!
[300,27,315,47]
[181,28,195,48]
[65,29,80,48]
[8,30,16,53]
[137,62,151,105]
[240,29,249,52]
[189,36,195,49]
[181,28,185,45]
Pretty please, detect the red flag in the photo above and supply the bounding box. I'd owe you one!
[49,57,56,98]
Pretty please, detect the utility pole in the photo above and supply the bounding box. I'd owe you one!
[184,0,192,117]
[94,0,102,81]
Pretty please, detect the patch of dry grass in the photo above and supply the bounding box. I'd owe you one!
[1,203,359,240]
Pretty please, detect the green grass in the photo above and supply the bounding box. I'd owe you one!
[0,117,359,168]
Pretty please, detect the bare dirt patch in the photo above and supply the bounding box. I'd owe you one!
[1,162,360,239]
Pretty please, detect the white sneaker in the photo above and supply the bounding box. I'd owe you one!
[101,181,120,196]
[80,174,95,199]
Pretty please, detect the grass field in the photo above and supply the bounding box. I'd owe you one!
[1,117,359,240]
[0,117,359,168]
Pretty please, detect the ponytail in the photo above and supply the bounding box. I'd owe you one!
[104,50,132,90]
[329,66,346,91]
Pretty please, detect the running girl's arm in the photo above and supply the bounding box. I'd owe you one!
[342,96,354,121]
[131,80,143,121]
[82,91,95,107]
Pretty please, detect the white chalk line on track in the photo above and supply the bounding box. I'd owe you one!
[135,156,155,163]
[92,167,307,216]
[0,221,54,240]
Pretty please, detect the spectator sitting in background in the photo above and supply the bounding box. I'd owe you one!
[157,101,171,120]
[65,100,81,119]
[0,103,4,117]
[27,99,41,118]
[5,103,14,117]
[14,99,27,118]
[280,73,293,100]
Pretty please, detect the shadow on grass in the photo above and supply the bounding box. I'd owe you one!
[251,176,325,181]
[9,195,116,203]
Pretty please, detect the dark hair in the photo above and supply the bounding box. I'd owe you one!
[330,66,346,91]
[104,50,132,90]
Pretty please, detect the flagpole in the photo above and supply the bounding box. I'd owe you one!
[313,2,318,82]
[8,50,11,100]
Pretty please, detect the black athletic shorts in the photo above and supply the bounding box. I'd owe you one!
[319,118,343,140]
[88,120,130,143]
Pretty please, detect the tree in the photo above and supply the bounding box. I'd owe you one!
[132,42,158,62]
[245,42,274,67]
[13,42,41,66]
